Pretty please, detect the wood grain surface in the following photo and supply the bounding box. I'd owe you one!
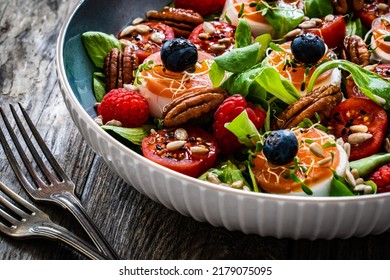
[0,0,389,260]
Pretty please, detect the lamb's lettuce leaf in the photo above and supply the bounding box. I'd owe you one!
[93,72,106,102]
[225,110,261,148]
[235,18,252,48]
[304,0,333,19]
[261,2,304,38]
[82,31,121,68]
[214,43,261,73]
[101,125,154,146]
[307,60,390,109]
[199,160,250,189]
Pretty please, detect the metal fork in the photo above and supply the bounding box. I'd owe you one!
[0,103,119,259]
[0,180,108,259]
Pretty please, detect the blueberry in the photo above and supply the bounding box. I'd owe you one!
[291,33,326,64]
[263,130,298,165]
[160,38,198,72]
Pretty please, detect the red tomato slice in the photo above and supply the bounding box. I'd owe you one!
[142,127,218,177]
[119,22,175,63]
[304,15,346,49]
[357,2,387,29]
[329,97,388,161]
[188,21,236,56]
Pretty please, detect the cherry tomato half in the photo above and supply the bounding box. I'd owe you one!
[119,22,175,63]
[329,97,388,161]
[188,21,236,56]
[142,127,218,177]
[304,15,346,49]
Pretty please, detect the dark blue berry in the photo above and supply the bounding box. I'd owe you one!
[291,33,326,64]
[263,130,298,165]
[160,38,198,72]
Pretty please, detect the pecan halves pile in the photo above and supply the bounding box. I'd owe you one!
[342,35,370,66]
[146,7,204,38]
[162,88,227,127]
[104,46,138,92]
[272,85,343,130]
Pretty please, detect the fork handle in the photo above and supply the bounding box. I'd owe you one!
[52,191,120,260]
[32,222,109,260]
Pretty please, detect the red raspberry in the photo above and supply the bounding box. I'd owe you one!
[368,164,390,193]
[213,94,266,154]
[174,0,225,16]
[97,88,149,128]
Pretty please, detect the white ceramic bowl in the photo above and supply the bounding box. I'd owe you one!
[56,0,390,240]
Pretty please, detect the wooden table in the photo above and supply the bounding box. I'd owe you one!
[0,0,389,260]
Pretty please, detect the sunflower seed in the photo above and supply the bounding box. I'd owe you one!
[364,185,373,194]
[210,44,227,51]
[231,180,244,189]
[132,17,144,25]
[343,142,351,158]
[166,140,186,151]
[218,38,232,44]
[324,14,335,22]
[120,25,135,37]
[203,21,215,34]
[284,28,302,38]
[345,170,356,186]
[347,132,373,144]
[299,20,317,29]
[350,168,360,179]
[317,157,332,166]
[198,32,209,39]
[190,146,209,154]
[309,142,325,158]
[207,172,221,184]
[134,24,151,34]
[350,125,368,133]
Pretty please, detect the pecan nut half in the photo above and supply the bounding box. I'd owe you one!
[272,84,343,130]
[341,35,370,66]
[332,0,349,14]
[146,7,204,38]
[162,88,227,127]
[104,46,139,92]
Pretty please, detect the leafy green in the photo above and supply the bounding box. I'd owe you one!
[346,16,364,37]
[307,60,390,109]
[214,43,261,73]
[209,61,225,88]
[261,2,304,38]
[93,72,106,102]
[304,0,333,19]
[82,31,121,68]
[330,170,355,196]
[225,110,261,148]
[253,34,272,61]
[255,66,301,104]
[101,125,154,146]
[235,19,252,48]
[199,160,250,189]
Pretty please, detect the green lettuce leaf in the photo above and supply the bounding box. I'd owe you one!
[225,110,261,148]
[101,125,153,146]
[82,31,121,68]
[307,60,390,109]
[304,0,333,18]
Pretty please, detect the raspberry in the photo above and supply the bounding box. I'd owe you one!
[213,94,266,154]
[368,164,390,193]
[97,88,150,128]
[174,0,225,16]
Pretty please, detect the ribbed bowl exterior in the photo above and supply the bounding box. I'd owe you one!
[56,0,390,240]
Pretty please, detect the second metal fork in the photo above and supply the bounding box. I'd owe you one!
[0,103,119,259]
[0,180,107,260]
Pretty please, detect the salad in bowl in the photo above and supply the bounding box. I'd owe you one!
[57,0,390,239]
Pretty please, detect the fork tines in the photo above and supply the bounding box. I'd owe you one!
[0,104,72,194]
